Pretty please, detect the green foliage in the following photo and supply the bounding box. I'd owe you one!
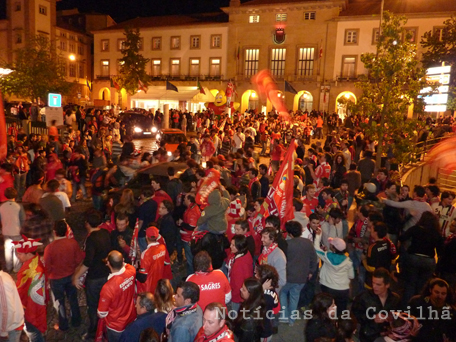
[353,12,429,166]
[0,35,73,102]
[117,27,150,95]
[421,16,456,111]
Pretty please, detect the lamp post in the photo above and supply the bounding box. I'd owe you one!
[0,68,13,161]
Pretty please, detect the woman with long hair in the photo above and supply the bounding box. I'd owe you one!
[153,279,174,314]
[228,235,254,312]
[399,211,444,305]
[114,188,137,227]
[305,293,337,342]
[331,152,347,189]
[234,278,265,342]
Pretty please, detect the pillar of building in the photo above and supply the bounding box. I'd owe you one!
[163,104,169,129]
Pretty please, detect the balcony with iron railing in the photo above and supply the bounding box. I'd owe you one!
[96,74,225,81]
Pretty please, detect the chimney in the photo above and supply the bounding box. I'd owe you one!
[230,0,241,7]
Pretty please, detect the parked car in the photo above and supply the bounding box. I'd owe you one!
[120,111,157,138]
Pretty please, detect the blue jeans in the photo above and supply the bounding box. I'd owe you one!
[182,240,194,275]
[24,321,44,342]
[85,277,107,338]
[402,253,436,305]
[50,275,81,331]
[138,236,148,253]
[349,249,365,294]
[279,283,305,323]
[7,329,22,342]
[92,195,103,211]
[107,328,122,342]
[71,177,87,201]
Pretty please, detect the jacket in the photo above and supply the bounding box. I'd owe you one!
[314,234,354,290]
[286,237,318,284]
[197,189,230,233]
[228,252,254,303]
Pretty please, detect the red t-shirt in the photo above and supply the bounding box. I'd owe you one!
[98,264,137,332]
[137,242,166,294]
[44,238,84,279]
[186,270,231,311]
[301,196,319,217]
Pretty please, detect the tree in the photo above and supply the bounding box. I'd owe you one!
[421,16,456,112]
[0,35,73,102]
[353,11,429,167]
[116,27,150,95]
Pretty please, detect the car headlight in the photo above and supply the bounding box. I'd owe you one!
[134,127,143,133]
[156,134,160,140]
[167,151,172,156]
[151,127,157,133]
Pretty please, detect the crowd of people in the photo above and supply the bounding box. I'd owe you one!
[1,104,456,342]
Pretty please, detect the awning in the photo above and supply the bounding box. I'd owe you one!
[131,86,201,102]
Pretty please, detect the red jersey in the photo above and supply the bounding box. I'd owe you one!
[301,196,319,217]
[16,255,47,333]
[153,190,172,221]
[137,242,166,294]
[182,203,201,242]
[98,264,137,333]
[157,235,172,279]
[186,270,231,312]
[314,162,331,190]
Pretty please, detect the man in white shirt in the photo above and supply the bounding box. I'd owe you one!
[232,127,245,152]
[0,269,24,341]
[42,179,71,212]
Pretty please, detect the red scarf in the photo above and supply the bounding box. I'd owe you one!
[194,325,234,342]
[258,243,278,265]
[248,176,258,190]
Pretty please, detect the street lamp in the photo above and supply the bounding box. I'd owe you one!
[69,54,76,61]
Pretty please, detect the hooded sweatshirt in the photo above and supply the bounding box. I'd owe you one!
[314,233,354,290]
[197,189,230,233]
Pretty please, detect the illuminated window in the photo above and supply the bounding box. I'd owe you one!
[190,36,200,49]
[276,13,287,22]
[245,49,259,76]
[249,15,259,23]
[372,28,380,45]
[151,59,161,76]
[189,59,200,76]
[39,5,47,15]
[152,37,161,50]
[271,48,286,77]
[170,36,180,49]
[304,12,316,20]
[404,27,418,43]
[210,58,221,76]
[211,35,221,48]
[344,29,359,45]
[170,59,180,76]
[118,39,126,51]
[341,56,357,78]
[101,39,109,52]
[298,47,314,76]
[117,59,124,73]
[433,27,447,42]
[101,60,110,76]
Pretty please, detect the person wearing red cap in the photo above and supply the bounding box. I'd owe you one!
[137,226,167,294]
[13,235,47,342]
[97,250,136,342]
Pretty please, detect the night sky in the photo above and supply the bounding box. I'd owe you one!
[57,0,250,23]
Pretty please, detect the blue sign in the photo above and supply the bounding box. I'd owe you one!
[48,93,62,107]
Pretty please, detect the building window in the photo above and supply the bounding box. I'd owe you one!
[271,48,286,77]
[118,39,126,51]
[59,41,66,51]
[341,56,357,78]
[79,64,84,78]
[344,29,359,45]
[60,32,66,38]
[170,59,180,76]
[190,36,200,49]
[101,60,110,77]
[78,37,84,43]
[39,5,47,15]
[69,43,75,53]
[151,59,161,77]
[69,63,76,77]
[78,45,84,55]
[152,37,161,50]
[249,15,259,23]
[15,33,22,44]
[276,13,287,22]
[404,27,418,43]
[15,2,21,11]
[101,39,109,52]
[170,36,180,49]
[211,35,221,49]
[298,47,314,76]
[244,49,259,76]
[433,27,447,42]
[69,34,75,40]
[372,28,379,45]
[209,58,221,76]
[304,11,316,20]
[61,62,67,76]
[189,59,200,76]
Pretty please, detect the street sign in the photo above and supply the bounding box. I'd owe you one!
[48,93,62,107]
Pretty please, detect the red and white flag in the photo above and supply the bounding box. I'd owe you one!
[129,219,140,266]
[138,79,148,93]
[260,141,296,231]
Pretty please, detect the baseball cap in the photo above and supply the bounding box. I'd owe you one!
[364,182,377,194]
[146,226,159,238]
[328,237,346,252]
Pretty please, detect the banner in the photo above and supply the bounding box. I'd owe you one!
[260,141,296,230]
[129,219,140,266]
[196,168,221,207]
[0,91,6,161]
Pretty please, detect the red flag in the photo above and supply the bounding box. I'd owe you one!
[260,142,296,231]
[0,90,6,161]
[196,168,221,207]
[129,219,140,266]
[197,80,206,95]
[138,79,148,93]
